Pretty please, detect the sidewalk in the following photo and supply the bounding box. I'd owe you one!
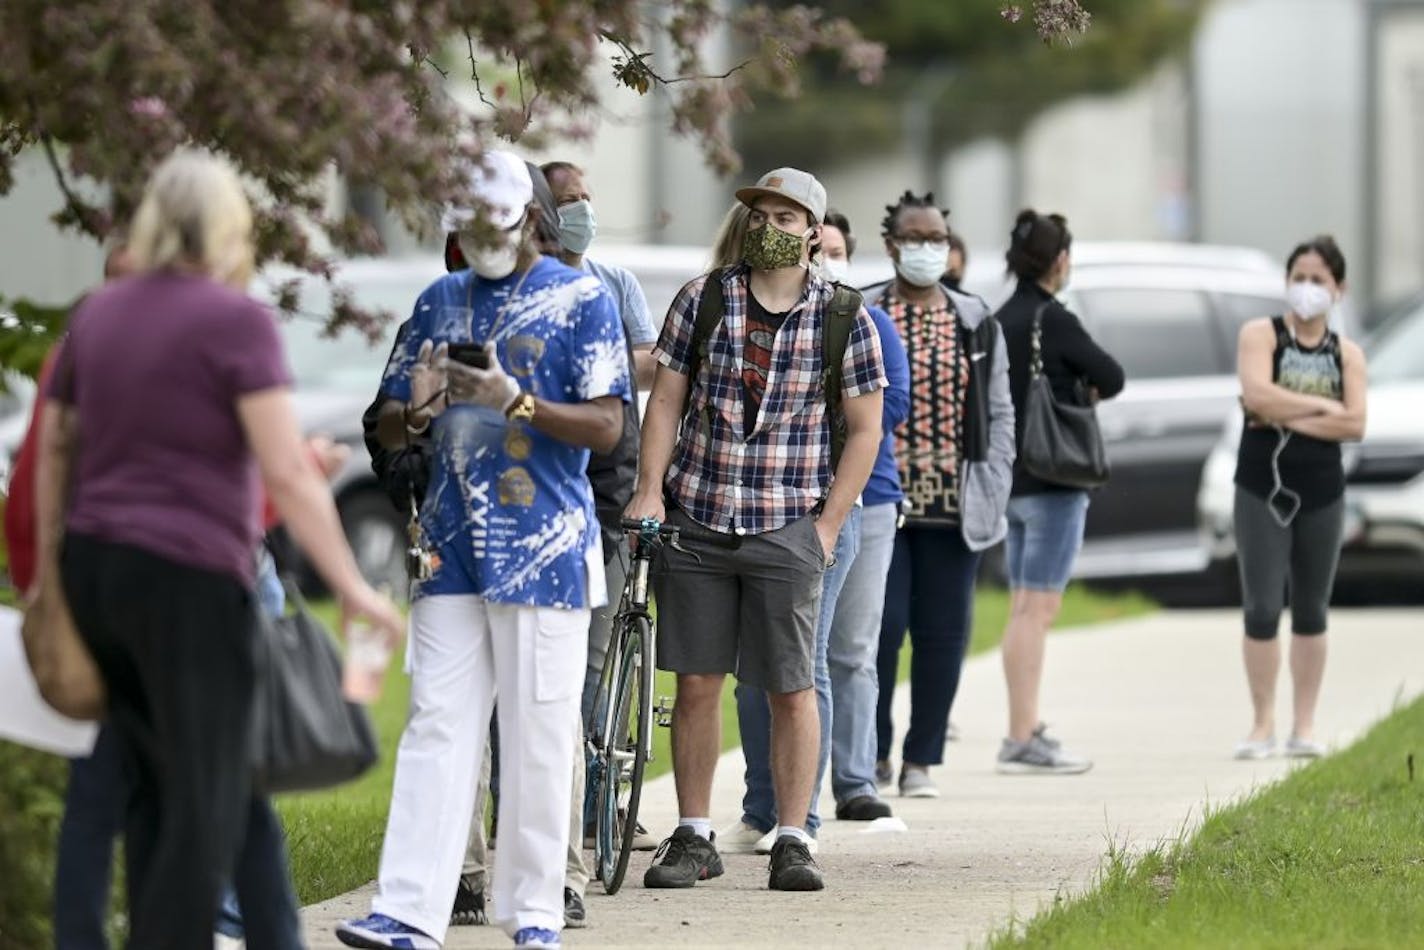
[301,608,1424,949]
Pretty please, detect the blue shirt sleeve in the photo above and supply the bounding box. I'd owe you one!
[869,305,910,433]
[379,294,436,403]
[615,268,656,346]
[571,276,632,404]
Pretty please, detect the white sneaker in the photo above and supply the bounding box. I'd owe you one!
[1284,736,1326,758]
[717,820,771,854]
[1233,737,1276,760]
[213,936,244,950]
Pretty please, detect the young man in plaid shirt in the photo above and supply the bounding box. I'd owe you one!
[625,168,886,892]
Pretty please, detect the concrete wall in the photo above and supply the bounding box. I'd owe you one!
[1372,4,1424,301]
[1192,0,1366,266]
[0,151,106,308]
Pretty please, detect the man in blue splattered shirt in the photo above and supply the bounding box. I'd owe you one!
[338,151,630,950]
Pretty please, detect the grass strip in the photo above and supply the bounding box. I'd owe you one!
[988,693,1424,950]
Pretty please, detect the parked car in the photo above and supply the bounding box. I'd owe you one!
[934,242,1291,585]
[1197,296,1424,597]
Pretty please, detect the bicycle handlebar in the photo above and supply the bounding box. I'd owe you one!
[618,516,743,550]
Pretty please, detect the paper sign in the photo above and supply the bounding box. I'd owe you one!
[0,606,99,758]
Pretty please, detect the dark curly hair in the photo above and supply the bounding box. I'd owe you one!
[880,190,948,238]
[1005,209,1071,281]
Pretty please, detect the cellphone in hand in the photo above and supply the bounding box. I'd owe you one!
[447,341,490,370]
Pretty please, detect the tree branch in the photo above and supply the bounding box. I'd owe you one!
[598,30,751,89]
[465,30,498,109]
[37,129,100,235]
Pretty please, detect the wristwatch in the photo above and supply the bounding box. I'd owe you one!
[504,391,537,423]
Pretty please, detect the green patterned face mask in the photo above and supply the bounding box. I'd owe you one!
[742,222,807,271]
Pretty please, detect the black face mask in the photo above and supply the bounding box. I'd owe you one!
[944,272,962,291]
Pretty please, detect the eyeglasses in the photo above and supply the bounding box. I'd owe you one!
[894,238,950,252]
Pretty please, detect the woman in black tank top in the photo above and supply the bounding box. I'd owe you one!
[1231,236,1367,761]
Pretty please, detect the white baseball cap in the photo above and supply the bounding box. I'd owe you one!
[440,150,534,232]
[735,167,827,223]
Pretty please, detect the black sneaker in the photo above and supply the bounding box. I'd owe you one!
[450,874,487,926]
[563,887,586,929]
[642,825,724,888]
[835,794,893,821]
[768,835,824,891]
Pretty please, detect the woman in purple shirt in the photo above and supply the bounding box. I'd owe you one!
[31,150,403,950]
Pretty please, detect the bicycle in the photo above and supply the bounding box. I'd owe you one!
[588,515,738,894]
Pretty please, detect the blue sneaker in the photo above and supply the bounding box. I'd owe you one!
[335,913,439,949]
[513,927,561,948]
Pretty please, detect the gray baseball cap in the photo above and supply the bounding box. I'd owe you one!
[735,167,827,223]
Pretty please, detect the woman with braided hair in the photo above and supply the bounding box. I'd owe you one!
[862,191,1016,798]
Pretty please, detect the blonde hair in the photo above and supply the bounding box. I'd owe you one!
[128,149,255,288]
[708,202,752,271]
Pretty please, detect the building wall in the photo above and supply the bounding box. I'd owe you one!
[1372,3,1424,301]
[1192,0,1366,269]
[0,151,106,307]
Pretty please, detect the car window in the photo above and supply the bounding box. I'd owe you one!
[1075,288,1222,379]
[1214,293,1284,334]
[1368,303,1424,383]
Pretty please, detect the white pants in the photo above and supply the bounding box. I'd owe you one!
[372,595,588,941]
[462,716,589,894]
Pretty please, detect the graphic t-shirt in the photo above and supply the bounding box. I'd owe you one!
[742,292,791,437]
[380,258,631,608]
[1234,316,1345,510]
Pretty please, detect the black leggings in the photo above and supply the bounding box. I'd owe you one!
[1233,488,1345,640]
[60,533,302,950]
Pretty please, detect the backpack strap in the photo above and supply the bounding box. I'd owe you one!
[823,283,862,473]
[681,268,727,444]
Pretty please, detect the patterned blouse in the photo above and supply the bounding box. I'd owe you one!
[879,290,970,526]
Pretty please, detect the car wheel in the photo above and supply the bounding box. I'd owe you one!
[339,491,409,595]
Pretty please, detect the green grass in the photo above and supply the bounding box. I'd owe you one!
[275,602,413,905]
[988,694,1424,950]
[281,583,1154,904]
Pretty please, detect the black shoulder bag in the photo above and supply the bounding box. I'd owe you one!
[1020,303,1111,490]
[250,572,379,794]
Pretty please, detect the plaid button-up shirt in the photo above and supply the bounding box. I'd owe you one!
[654,264,887,535]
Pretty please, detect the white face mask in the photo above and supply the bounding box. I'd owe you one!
[895,243,950,288]
[821,256,849,283]
[1286,280,1334,321]
[460,230,521,280]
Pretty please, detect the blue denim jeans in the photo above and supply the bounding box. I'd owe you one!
[735,507,861,835]
[827,502,898,804]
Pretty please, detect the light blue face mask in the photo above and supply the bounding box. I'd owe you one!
[557,199,597,255]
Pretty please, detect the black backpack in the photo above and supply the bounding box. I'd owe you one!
[682,268,861,469]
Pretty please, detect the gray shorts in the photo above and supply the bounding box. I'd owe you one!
[651,507,826,693]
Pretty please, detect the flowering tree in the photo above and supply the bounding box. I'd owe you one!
[0,0,1090,362]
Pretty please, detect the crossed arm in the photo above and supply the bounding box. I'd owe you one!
[1237,319,1367,442]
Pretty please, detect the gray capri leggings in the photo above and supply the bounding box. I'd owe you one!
[1233,487,1345,640]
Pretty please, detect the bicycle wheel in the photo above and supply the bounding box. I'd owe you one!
[597,615,651,894]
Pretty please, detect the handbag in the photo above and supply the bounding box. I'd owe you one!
[250,575,378,794]
[19,575,106,721]
[1020,303,1111,490]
